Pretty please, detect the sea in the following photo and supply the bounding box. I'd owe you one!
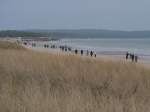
[35,37,150,61]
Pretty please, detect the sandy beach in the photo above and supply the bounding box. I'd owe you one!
[23,43,150,69]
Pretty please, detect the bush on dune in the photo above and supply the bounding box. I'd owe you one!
[0,42,150,112]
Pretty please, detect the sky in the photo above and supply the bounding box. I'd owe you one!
[0,0,150,31]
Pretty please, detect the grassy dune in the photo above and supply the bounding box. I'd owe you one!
[0,42,150,112]
[0,41,25,50]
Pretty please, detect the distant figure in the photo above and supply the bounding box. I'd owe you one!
[75,49,78,54]
[32,43,36,47]
[86,50,89,56]
[131,54,135,62]
[126,52,129,60]
[81,50,83,55]
[24,42,27,45]
[65,47,67,52]
[62,46,65,51]
[90,51,93,57]
[135,56,138,63]
[68,47,72,51]
[94,52,97,58]
[45,44,49,48]
[51,45,55,48]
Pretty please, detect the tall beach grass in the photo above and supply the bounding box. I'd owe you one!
[0,41,150,112]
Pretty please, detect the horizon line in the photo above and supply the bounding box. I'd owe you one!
[1,28,150,32]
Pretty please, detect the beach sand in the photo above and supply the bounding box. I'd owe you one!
[24,44,150,69]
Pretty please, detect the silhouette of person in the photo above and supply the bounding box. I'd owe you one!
[24,42,27,45]
[126,52,129,60]
[75,49,78,54]
[65,47,67,52]
[62,46,64,51]
[94,52,97,58]
[90,51,93,57]
[68,47,72,51]
[81,50,83,55]
[131,54,135,62]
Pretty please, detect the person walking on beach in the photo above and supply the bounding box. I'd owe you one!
[61,46,65,51]
[81,50,83,55]
[126,52,129,60]
[94,52,97,58]
[90,51,93,57]
[44,44,49,48]
[68,47,72,51]
[24,42,27,45]
[75,49,78,54]
[65,47,67,52]
[131,54,135,62]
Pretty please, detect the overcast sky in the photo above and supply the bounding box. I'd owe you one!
[0,0,150,30]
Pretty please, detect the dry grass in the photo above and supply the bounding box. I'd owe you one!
[0,41,25,50]
[0,42,150,112]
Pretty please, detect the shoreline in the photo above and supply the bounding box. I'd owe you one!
[23,44,150,69]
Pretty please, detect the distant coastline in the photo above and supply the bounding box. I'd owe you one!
[1,29,150,38]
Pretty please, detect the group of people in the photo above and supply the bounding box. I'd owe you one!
[26,42,141,62]
[126,52,138,62]
[59,45,72,52]
[74,49,97,57]
[59,45,97,57]
[44,44,57,48]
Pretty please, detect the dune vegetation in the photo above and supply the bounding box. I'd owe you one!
[0,41,150,112]
[0,41,25,50]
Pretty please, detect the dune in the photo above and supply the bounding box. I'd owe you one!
[0,41,150,112]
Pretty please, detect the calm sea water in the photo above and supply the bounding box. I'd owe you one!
[61,38,150,53]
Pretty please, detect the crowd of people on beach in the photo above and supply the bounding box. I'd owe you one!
[59,45,97,58]
[27,42,97,58]
[23,42,140,62]
[126,52,138,63]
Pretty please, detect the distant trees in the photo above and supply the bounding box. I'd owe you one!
[0,30,47,37]
[1,30,150,38]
